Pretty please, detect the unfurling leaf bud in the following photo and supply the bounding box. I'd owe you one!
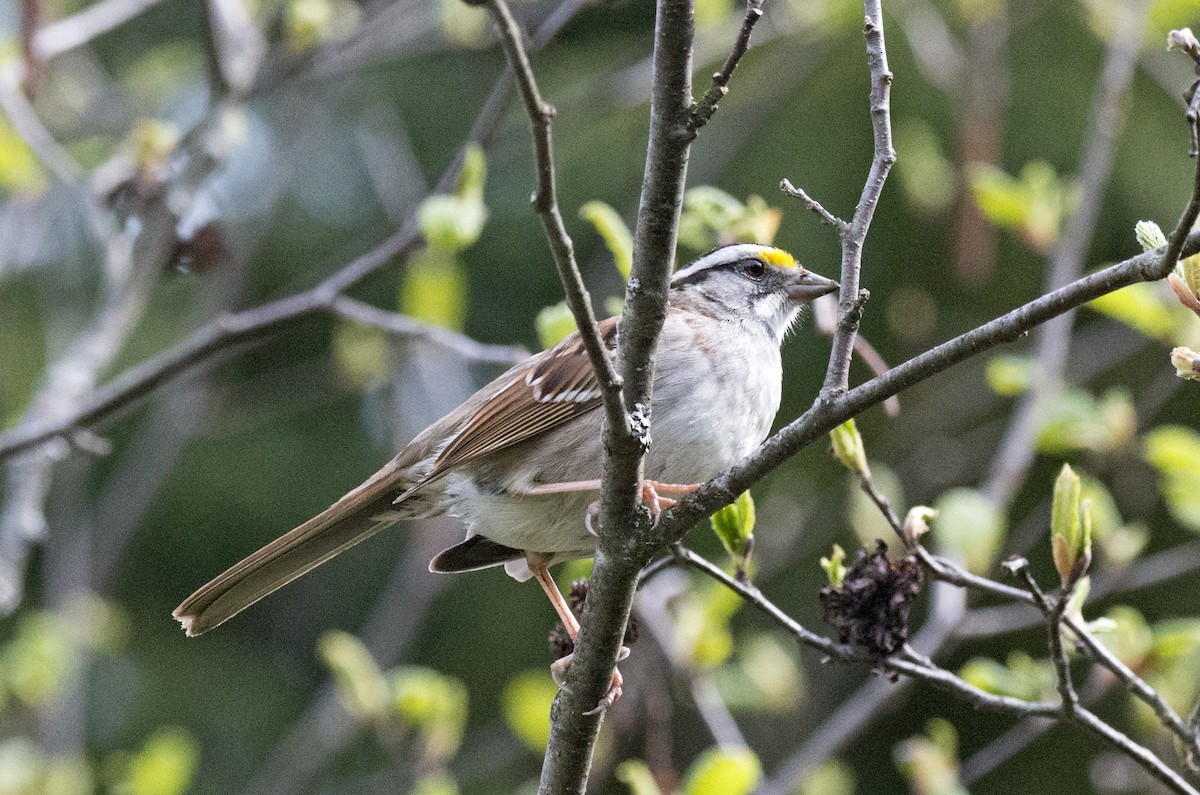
[820,544,847,588]
[902,506,938,549]
[1051,464,1092,589]
[318,631,389,721]
[1134,220,1167,251]
[579,201,633,279]
[1170,254,1200,316]
[1172,347,1200,381]
[418,194,487,253]
[711,491,756,575]
[829,418,869,477]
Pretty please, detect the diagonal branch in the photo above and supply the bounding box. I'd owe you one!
[485,0,627,436]
[677,545,1200,795]
[662,228,1200,541]
[688,0,764,135]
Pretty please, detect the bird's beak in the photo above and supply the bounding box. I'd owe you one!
[787,270,840,302]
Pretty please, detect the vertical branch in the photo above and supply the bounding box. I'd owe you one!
[539,0,696,792]
[821,1,895,397]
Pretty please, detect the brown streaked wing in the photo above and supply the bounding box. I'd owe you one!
[424,318,618,479]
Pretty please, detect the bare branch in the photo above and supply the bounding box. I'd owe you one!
[539,0,696,790]
[780,178,849,233]
[330,297,528,365]
[688,0,763,135]
[485,0,627,438]
[679,545,1200,795]
[31,0,164,60]
[819,2,896,398]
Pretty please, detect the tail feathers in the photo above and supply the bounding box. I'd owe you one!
[174,470,415,636]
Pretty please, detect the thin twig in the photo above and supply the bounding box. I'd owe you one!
[330,297,527,365]
[485,0,627,435]
[819,2,896,399]
[688,0,764,135]
[780,178,849,233]
[1012,561,1080,714]
[31,0,163,60]
[678,545,1200,795]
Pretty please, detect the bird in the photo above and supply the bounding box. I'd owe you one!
[174,242,837,701]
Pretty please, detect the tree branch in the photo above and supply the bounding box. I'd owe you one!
[485,0,627,437]
[662,228,1200,541]
[539,0,697,791]
[678,546,1200,795]
[818,2,896,398]
[688,0,763,135]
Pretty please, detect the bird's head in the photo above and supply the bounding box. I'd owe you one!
[669,243,839,342]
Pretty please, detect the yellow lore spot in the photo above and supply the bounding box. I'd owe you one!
[760,247,797,268]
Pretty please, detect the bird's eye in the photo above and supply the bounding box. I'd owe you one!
[742,259,766,279]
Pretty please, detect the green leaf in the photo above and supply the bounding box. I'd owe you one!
[535,301,577,349]
[894,719,969,795]
[985,354,1034,396]
[1037,387,1134,454]
[502,671,558,752]
[579,201,633,279]
[735,634,803,712]
[615,760,663,795]
[710,491,755,570]
[820,544,847,588]
[401,249,468,332]
[332,320,390,390]
[1135,220,1167,251]
[1097,606,1153,669]
[438,0,488,48]
[1088,283,1180,342]
[318,631,389,721]
[798,761,856,795]
[121,728,199,795]
[0,118,47,196]
[411,773,461,795]
[454,144,487,202]
[681,747,761,795]
[388,666,468,760]
[969,161,1078,252]
[3,612,76,707]
[1143,425,1200,531]
[418,195,487,253]
[932,488,1005,574]
[829,418,869,476]
[959,652,1053,702]
[1051,464,1090,587]
[893,118,954,214]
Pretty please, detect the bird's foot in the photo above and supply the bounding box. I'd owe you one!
[585,481,701,533]
[550,645,630,714]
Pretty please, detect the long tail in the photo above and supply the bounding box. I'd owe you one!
[173,465,411,636]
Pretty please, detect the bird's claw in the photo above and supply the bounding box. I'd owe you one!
[550,646,630,714]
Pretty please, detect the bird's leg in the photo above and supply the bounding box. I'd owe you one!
[529,554,627,714]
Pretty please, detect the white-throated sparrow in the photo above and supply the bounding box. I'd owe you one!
[174,243,837,677]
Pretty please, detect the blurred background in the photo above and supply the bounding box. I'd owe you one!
[1,0,1200,792]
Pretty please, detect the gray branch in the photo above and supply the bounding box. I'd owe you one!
[540,0,698,791]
